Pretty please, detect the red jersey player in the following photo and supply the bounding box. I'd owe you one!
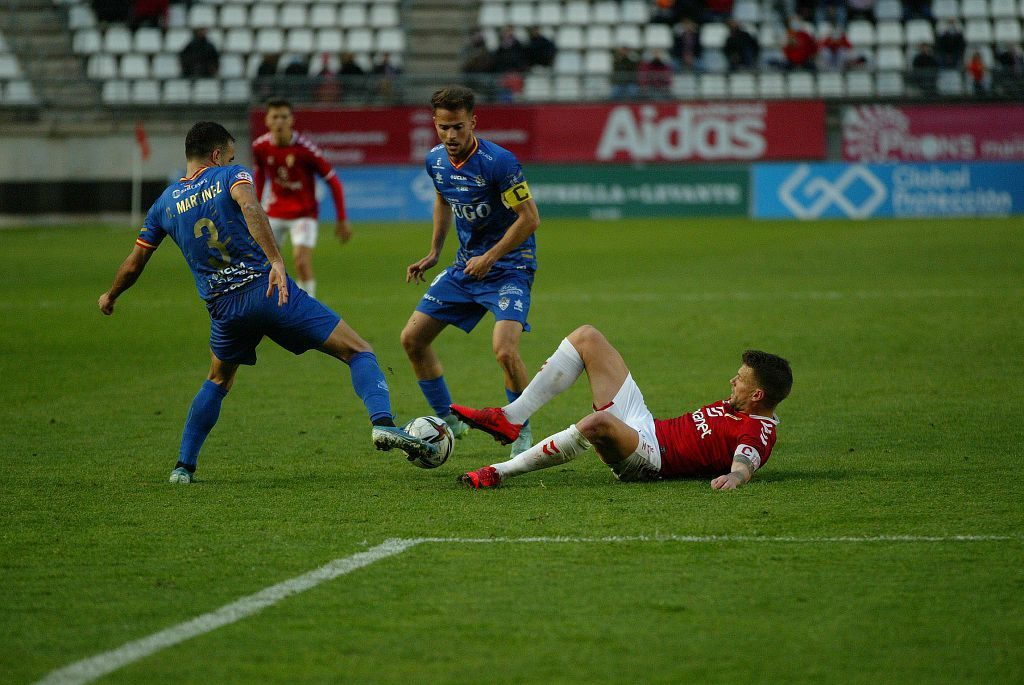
[252,99,352,298]
[452,325,792,490]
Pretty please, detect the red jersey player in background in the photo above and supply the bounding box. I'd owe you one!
[252,99,352,298]
[452,325,792,489]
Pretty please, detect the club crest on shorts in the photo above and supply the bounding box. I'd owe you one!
[498,297,510,311]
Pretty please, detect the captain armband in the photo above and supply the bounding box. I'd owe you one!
[734,444,762,471]
[501,181,532,208]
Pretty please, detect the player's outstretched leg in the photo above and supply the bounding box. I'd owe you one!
[372,425,438,461]
[450,404,523,444]
[459,424,591,488]
[172,371,232,484]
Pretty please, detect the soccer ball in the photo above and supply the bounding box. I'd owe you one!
[402,416,454,469]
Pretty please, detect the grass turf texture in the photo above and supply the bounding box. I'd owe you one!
[2,217,1022,684]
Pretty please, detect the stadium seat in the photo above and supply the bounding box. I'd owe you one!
[643,24,674,50]
[786,71,815,97]
[163,28,191,54]
[163,78,191,104]
[314,28,343,53]
[187,3,217,29]
[875,21,905,45]
[3,80,36,105]
[369,4,400,27]
[218,4,248,29]
[193,78,220,104]
[536,3,562,26]
[557,26,585,51]
[587,26,613,50]
[732,1,761,24]
[846,71,874,95]
[614,25,643,49]
[223,78,251,104]
[700,23,729,49]
[224,28,254,53]
[133,27,162,55]
[699,73,728,98]
[728,72,757,97]
[876,71,905,95]
[67,4,96,30]
[120,54,149,79]
[592,1,621,24]
[86,54,116,79]
[0,54,19,80]
[564,1,592,24]
[101,79,130,104]
[932,0,960,19]
[758,72,786,97]
[309,4,338,28]
[479,4,505,28]
[961,0,989,19]
[553,50,583,74]
[286,28,313,53]
[255,28,285,53]
[103,27,132,54]
[523,73,553,100]
[553,74,582,99]
[993,18,1021,42]
[847,21,876,47]
[376,28,406,53]
[131,79,160,104]
[990,0,1018,18]
[671,72,698,97]
[937,68,966,93]
[874,0,903,20]
[964,19,993,42]
[250,4,279,29]
[758,24,779,48]
[339,4,368,28]
[582,75,611,99]
[905,19,936,45]
[876,46,907,69]
[621,0,649,23]
[584,49,613,74]
[508,3,536,26]
[166,2,186,28]
[346,28,374,53]
[701,49,730,73]
[817,71,845,96]
[220,53,245,78]
[279,5,308,29]
[151,53,180,79]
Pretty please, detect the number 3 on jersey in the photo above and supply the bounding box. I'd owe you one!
[193,218,231,268]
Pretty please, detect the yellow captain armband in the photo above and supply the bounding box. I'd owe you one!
[501,181,532,208]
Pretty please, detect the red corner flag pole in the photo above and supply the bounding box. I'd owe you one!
[131,122,150,228]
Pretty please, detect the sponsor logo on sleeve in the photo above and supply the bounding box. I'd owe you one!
[235,170,254,184]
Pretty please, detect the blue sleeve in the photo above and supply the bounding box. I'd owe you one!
[493,150,526,194]
[137,200,167,250]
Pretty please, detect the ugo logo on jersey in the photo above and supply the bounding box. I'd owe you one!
[451,202,492,222]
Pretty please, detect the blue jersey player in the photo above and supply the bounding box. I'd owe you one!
[401,86,541,457]
[99,121,435,483]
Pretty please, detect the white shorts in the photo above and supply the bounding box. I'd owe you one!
[269,217,318,249]
[600,373,662,482]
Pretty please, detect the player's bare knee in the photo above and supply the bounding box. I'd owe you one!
[576,412,613,442]
[492,343,521,370]
[567,324,603,351]
[400,325,424,356]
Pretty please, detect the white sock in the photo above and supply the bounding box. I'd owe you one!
[493,424,591,479]
[297,279,316,298]
[503,338,584,425]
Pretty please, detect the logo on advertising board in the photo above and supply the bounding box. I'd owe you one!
[778,164,887,219]
[843,105,975,162]
[596,104,767,161]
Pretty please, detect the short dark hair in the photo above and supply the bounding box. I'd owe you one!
[185,121,234,160]
[742,350,793,409]
[430,85,475,114]
[265,99,293,112]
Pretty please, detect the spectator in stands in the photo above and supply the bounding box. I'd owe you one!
[372,52,402,100]
[901,0,932,20]
[934,20,966,68]
[339,52,366,77]
[910,42,939,94]
[671,19,702,71]
[283,57,308,77]
[611,46,640,99]
[493,26,529,73]
[723,20,760,71]
[462,30,495,74]
[179,27,219,78]
[92,0,130,24]
[966,51,989,95]
[312,53,340,104]
[783,19,818,71]
[651,0,683,24]
[639,50,674,99]
[815,0,848,29]
[254,53,281,101]
[819,27,854,70]
[130,0,167,29]
[703,0,735,22]
[994,44,1024,95]
[845,0,876,23]
[525,27,557,69]
[339,52,367,99]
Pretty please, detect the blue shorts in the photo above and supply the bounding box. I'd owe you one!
[207,275,341,365]
[416,267,534,333]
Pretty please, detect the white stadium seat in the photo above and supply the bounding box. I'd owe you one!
[193,78,220,104]
[621,0,648,23]
[905,19,935,45]
[536,3,562,26]
[964,19,993,42]
[346,28,374,53]
[699,73,728,98]
[339,4,368,28]
[937,69,966,94]
[131,79,160,104]
[990,0,1018,18]
[152,53,180,79]
[876,46,907,70]
[587,26,613,50]
[133,27,162,55]
[564,1,592,24]
[875,0,903,20]
[102,79,130,104]
[314,28,343,53]
[876,71,905,96]
[508,4,536,26]
[309,4,337,28]
[584,49,613,74]
[847,21,876,47]
[223,78,252,103]
[4,80,37,105]
[164,28,191,53]
[875,21,904,45]
[994,19,1022,42]
[187,4,216,29]
[87,53,116,79]
[592,1,621,24]
[479,4,505,28]
[255,28,285,53]
[614,25,643,49]
[557,26,585,51]
[369,4,400,27]
[279,5,308,29]
[961,0,989,19]
[287,28,314,53]
[376,28,406,53]
[104,27,132,54]
[671,73,698,98]
[553,74,582,99]
[219,4,248,29]
[224,28,254,53]
[219,53,245,78]
[249,4,279,29]
[68,4,96,30]
[553,50,583,74]
[787,71,815,96]
[643,24,674,50]
[582,75,611,99]
[758,72,786,97]
[700,23,729,49]
[120,54,149,79]
[932,0,960,19]
[162,78,191,104]
[73,28,101,55]
[846,71,874,96]
[733,1,761,24]
[728,72,757,97]
[817,71,845,96]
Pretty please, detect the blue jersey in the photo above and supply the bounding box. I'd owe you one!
[426,137,536,272]
[138,165,270,301]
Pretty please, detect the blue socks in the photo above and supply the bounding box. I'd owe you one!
[347,351,393,424]
[178,380,228,471]
[418,376,454,417]
[505,388,529,427]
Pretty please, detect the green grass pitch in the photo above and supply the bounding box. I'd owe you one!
[2,217,1022,684]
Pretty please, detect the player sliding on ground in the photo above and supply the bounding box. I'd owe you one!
[98,121,436,484]
[452,325,792,489]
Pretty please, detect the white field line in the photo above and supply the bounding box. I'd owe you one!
[34,533,1020,685]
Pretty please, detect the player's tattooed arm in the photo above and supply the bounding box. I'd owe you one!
[231,182,283,266]
[710,455,755,490]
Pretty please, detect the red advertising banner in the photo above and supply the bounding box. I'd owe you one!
[250,101,826,165]
[843,104,1024,162]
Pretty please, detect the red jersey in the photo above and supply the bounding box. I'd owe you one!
[251,131,346,220]
[654,400,778,478]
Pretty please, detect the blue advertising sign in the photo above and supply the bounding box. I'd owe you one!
[753,162,1024,219]
[316,166,435,222]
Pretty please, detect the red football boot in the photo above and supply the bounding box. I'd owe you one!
[459,465,502,489]
[449,404,522,445]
